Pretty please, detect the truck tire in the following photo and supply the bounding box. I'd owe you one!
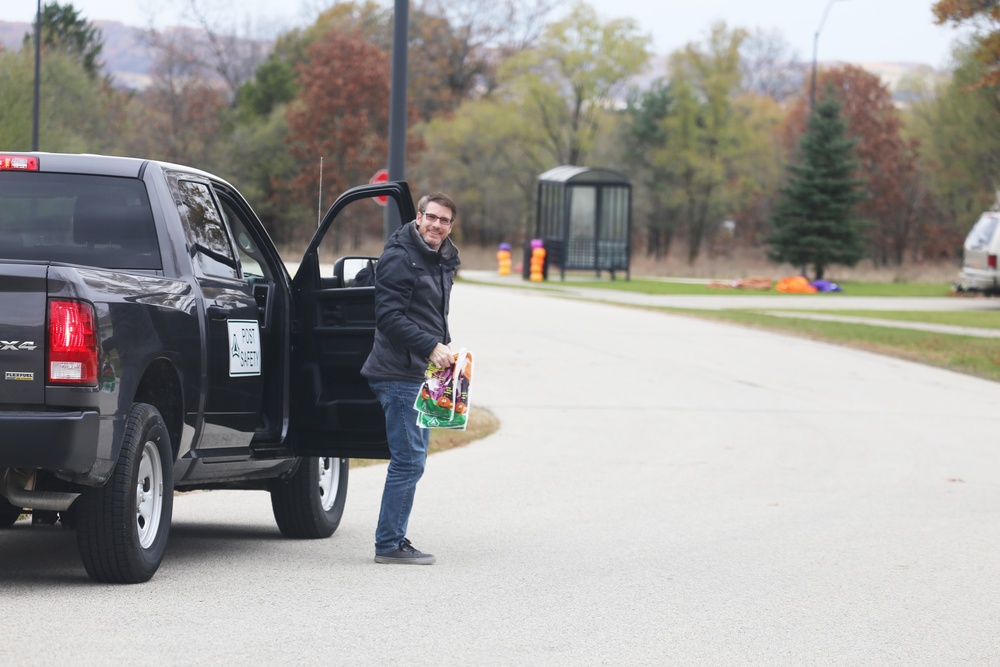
[76,403,173,584]
[270,457,348,539]
[0,497,22,527]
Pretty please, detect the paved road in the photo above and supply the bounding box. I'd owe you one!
[3,282,1000,665]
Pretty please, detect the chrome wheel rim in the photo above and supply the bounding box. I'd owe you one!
[135,440,163,549]
[317,458,340,512]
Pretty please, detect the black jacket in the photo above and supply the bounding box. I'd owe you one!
[361,221,461,382]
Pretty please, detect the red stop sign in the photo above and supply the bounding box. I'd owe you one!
[369,168,389,206]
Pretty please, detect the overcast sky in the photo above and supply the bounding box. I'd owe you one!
[1,0,973,69]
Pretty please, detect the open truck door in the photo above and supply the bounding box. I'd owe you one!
[287,182,416,459]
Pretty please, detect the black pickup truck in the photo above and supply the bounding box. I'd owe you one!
[0,152,408,583]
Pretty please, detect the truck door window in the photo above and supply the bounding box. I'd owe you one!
[316,198,387,286]
[217,196,268,280]
[172,179,239,280]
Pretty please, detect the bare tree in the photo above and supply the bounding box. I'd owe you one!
[129,32,228,166]
[140,0,272,102]
[179,0,271,97]
[416,0,557,96]
[420,0,556,53]
[739,27,804,102]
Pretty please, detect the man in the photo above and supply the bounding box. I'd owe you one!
[361,192,461,565]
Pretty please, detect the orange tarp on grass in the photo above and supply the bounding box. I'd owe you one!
[775,275,817,294]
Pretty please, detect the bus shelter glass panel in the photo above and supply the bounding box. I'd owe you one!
[598,186,629,270]
[539,182,562,237]
[568,186,596,267]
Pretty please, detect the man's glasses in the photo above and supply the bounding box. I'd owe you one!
[421,212,453,226]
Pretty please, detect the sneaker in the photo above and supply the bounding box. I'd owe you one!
[374,538,436,565]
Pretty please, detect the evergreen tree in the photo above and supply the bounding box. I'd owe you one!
[23,3,104,79]
[767,93,866,280]
[236,58,297,120]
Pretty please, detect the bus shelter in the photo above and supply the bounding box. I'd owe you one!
[529,166,632,281]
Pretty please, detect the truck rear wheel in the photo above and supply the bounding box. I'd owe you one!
[270,457,348,539]
[76,403,173,583]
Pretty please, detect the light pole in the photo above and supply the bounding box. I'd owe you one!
[384,0,409,240]
[32,0,40,151]
[810,0,848,111]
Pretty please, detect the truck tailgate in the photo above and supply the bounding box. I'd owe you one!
[0,264,47,404]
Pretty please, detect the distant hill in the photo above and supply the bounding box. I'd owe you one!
[1,20,155,88]
[1,18,941,100]
[632,57,938,106]
[1,20,215,90]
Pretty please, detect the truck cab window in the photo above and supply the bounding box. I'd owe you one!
[0,172,160,270]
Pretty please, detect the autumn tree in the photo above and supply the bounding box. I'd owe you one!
[933,0,1000,88]
[285,30,412,249]
[232,7,354,122]
[768,93,866,280]
[499,2,650,166]
[227,2,395,247]
[255,0,391,90]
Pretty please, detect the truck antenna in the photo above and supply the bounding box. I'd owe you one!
[317,156,324,227]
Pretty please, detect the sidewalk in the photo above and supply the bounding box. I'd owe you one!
[459,269,1000,337]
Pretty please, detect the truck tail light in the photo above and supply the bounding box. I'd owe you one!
[990,255,997,269]
[0,154,39,171]
[48,299,98,385]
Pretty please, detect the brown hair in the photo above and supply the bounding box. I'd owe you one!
[418,192,457,221]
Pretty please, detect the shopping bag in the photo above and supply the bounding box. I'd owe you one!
[414,349,473,429]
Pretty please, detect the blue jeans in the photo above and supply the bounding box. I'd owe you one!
[369,379,430,554]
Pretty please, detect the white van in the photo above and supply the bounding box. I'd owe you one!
[959,210,1000,293]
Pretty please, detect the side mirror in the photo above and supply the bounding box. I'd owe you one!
[334,256,378,287]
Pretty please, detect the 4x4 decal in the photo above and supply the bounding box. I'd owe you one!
[0,341,37,351]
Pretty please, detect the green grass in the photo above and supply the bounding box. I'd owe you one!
[792,309,1000,329]
[553,278,953,297]
[666,308,1000,382]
